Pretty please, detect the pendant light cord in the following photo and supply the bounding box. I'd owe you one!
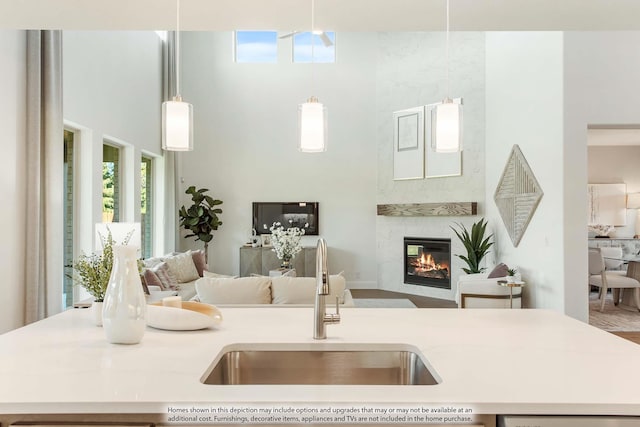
[176,0,181,97]
[445,0,450,100]
[310,0,316,96]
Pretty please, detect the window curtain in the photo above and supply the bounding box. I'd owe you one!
[162,31,181,252]
[25,30,64,323]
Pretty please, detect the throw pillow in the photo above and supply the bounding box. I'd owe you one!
[271,273,346,304]
[143,269,163,289]
[191,249,208,277]
[151,262,179,290]
[143,256,164,269]
[196,276,271,304]
[164,252,200,283]
[487,263,509,278]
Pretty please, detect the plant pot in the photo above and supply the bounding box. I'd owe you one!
[506,275,516,284]
[92,301,103,326]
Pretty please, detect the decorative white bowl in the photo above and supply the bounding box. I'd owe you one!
[147,301,223,331]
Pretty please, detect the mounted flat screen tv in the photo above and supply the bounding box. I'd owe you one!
[253,202,319,235]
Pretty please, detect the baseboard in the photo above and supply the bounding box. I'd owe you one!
[346,280,378,289]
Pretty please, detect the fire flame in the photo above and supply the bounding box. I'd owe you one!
[410,253,449,277]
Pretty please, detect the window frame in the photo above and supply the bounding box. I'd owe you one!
[234,30,279,63]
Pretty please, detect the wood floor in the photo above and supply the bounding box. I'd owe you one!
[350,289,457,308]
[351,289,640,345]
[610,331,640,345]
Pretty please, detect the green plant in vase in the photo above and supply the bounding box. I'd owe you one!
[68,228,139,302]
[450,218,494,274]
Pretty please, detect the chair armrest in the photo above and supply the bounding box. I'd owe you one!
[341,289,355,307]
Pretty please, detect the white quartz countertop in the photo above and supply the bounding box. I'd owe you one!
[1,307,640,415]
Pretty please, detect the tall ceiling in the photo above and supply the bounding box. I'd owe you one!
[2,0,640,31]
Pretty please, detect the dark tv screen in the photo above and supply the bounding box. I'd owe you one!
[253,202,319,235]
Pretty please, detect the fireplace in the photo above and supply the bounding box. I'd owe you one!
[404,237,451,289]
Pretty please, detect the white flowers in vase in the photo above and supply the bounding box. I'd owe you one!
[269,221,306,267]
[588,224,614,237]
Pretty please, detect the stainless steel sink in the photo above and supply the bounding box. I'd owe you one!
[201,344,440,385]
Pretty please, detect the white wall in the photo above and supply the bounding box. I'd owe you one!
[0,30,27,333]
[63,31,163,255]
[178,32,378,285]
[485,33,566,313]
[564,32,640,320]
[588,145,640,238]
[376,32,486,300]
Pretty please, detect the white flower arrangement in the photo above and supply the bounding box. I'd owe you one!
[269,221,306,263]
[589,224,614,237]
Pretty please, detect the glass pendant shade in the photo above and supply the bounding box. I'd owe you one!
[162,96,193,151]
[432,99,462,153]
[298,97,327,153]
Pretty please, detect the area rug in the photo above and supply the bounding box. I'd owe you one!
[589,292,640,331]
[354,298,416,308]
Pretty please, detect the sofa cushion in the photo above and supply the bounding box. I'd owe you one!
[203,270,238,279]
[191,249,208,277]
[271,273,346,304]
[176,281,198,301]
[196,276,272,304]
[164,251,200,283]
[270,277,315,304]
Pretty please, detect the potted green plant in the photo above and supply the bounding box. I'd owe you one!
[450,218,494,274]
[506,267,518,283]
[178,186,223,263]
[68,228,136,325]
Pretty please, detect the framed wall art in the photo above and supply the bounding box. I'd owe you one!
[260,234,272,248]
[393,106,424,180]
[588,183,627,226]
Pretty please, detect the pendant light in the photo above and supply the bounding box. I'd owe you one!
[162,0,193,151]
[298,0,327,153]
[432,0,462,153]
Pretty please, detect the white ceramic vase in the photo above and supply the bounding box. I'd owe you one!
[92,301,103,326]
[102,245,146,344]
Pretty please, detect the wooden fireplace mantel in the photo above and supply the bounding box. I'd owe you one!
[377,202,477,217]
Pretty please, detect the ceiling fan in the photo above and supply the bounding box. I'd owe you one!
[279,30,334,47]
[280,0,333,47]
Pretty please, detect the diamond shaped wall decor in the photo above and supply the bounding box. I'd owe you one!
[494,145,543,247]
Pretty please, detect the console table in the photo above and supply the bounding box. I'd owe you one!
[239,246,317,277]
[588,238,640,257]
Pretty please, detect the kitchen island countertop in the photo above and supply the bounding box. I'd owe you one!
[1,307,639,416]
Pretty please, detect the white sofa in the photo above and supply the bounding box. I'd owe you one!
[142,250,353,307]
[456,273,522,309]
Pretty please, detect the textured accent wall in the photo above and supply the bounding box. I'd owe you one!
[376,32,486,300]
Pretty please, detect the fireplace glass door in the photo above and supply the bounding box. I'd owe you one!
[404,237,451,289]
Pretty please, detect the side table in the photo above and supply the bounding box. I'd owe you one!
[497,280,525,309]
